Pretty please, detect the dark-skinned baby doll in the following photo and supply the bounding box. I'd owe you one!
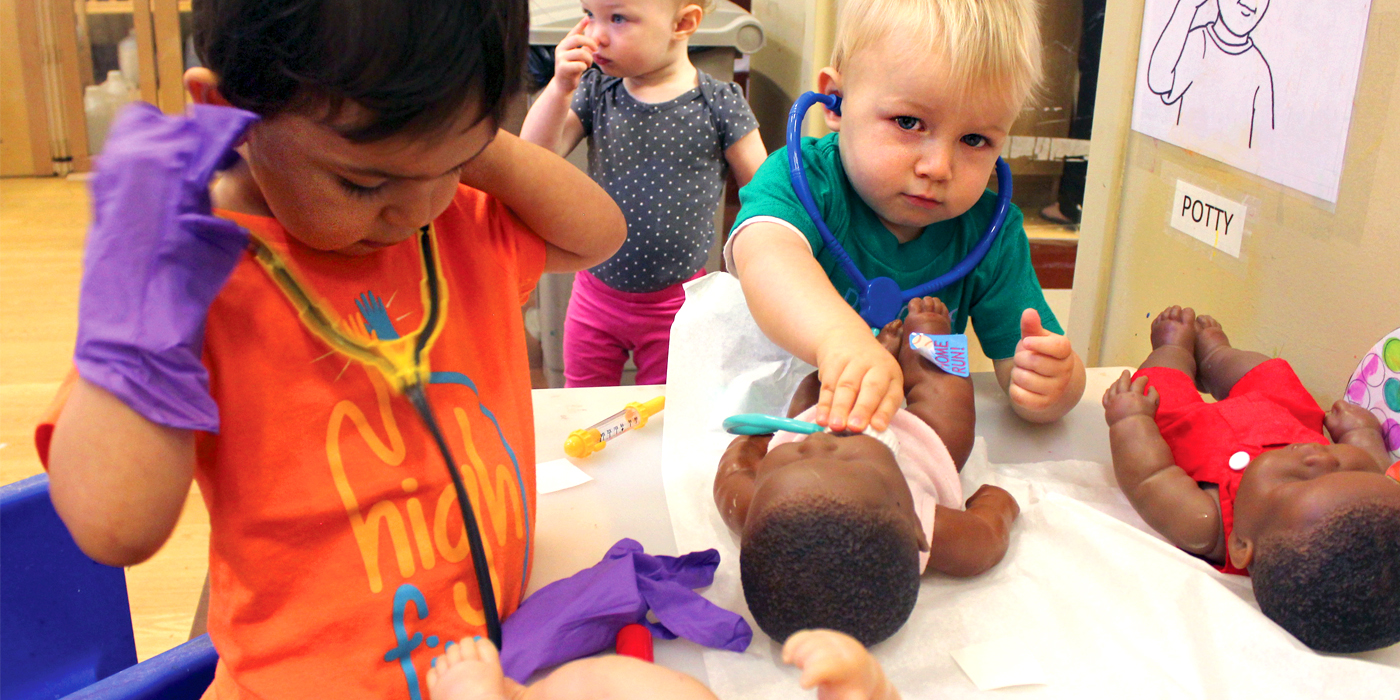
[1103,306,1400,653]
[713,297,1019,646]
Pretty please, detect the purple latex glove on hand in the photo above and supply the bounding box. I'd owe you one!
[74,102,259,433]
[500,538,752,681]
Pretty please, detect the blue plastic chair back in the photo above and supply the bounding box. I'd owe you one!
[61,634,217,700]
[1,474,139,699]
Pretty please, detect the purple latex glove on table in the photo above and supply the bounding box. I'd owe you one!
[74,102,259,433]
[500,538,752,681]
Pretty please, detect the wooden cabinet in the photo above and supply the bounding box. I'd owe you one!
[2,0,191,176]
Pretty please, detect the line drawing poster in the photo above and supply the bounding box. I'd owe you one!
[1131,0,1375,203]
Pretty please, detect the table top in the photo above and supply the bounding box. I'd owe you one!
[527,368,1131,682]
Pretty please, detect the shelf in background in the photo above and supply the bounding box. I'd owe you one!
[84,1,192,15]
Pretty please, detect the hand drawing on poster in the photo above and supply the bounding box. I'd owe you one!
[1131,0,1376,203]
[1146,0,1273,149]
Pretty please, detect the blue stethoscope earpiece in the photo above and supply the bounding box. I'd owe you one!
[786,91,1013,328]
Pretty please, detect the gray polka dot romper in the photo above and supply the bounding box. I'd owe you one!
[571,68,759,293]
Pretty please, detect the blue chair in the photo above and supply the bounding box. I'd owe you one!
[1,474,217,700]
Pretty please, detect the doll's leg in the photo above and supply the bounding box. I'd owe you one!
[898,297,976,469]
[525,656,719,700]
[426,637,524,700]
[1139,306,1198,380]
[1193,315,1271,401]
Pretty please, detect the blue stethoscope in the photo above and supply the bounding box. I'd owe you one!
[786,92,1014,329]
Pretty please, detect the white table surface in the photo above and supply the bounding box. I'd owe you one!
[526,368,1132,683]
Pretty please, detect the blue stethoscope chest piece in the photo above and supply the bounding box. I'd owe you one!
[786,92,1013,329]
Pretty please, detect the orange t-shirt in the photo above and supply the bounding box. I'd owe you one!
[38,185,545,699]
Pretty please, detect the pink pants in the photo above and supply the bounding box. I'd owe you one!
[563,269,699,387]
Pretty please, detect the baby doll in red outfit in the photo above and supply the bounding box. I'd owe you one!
[1103,306,1400,652]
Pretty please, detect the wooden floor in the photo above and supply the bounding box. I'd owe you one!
[1,176,209,662]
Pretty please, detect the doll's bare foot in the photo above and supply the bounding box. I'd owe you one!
[903,297,953,337]
[1150,306,1197,353]
[897,297,955,381]
[1139,306,1198,379]
[876,318,904,356]
[1193,314,1271,400]
[1192,314,1231,372]
[426,637,523,700]
[782,629,900,700]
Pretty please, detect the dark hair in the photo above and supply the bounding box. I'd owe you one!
[1251,502,1400,653]
[193,0,528,141]
[740,496,921,646]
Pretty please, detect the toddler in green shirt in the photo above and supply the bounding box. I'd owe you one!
[726,0,1085,431]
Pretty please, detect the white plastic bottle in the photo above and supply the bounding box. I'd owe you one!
[118,30,139,88]
[85,71,135,154]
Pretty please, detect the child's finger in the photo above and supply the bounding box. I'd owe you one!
[870,380,901,432]
[1019,308,1049,338]
[1018,332,1072,360]
[567,15,590,37]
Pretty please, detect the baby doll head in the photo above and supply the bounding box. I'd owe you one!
[738,433,925,646]
[817,0,1041,240]
[1230,443,1400,652]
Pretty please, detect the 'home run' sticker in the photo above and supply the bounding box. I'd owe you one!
[910,333,970,377]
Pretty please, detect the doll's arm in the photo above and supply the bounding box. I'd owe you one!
[714,434,772,533]
[1104,371,1223,558]
[1325,400,1390,470]
[925,485,1019,577]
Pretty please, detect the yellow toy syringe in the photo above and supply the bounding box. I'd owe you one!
[564,396,665,458]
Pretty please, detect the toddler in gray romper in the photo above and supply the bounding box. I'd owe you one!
[563,67,758,384]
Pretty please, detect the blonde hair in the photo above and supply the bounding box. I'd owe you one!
[830,0,1042,106]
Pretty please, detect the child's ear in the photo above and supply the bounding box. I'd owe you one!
[817,67,842,132]
[673,4,703,39]
[1226,532,1254,571]
[185,68,232,107]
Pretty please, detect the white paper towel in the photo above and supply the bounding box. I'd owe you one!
[662,272,1400,699]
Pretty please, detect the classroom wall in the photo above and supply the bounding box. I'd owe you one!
[1070,0,1400,403]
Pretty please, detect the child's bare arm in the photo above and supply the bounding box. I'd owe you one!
[1103,371,1223,558]
[1325,400,1390,469]
[731,224,902,433]
[519,18,592,156]
[714,434,771,533]
[461,131,624,273]
[47,378,195,566]
[724,131,766,188]
[926,485,1018,577]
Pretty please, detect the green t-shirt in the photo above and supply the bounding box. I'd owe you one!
[733,132,1061,360]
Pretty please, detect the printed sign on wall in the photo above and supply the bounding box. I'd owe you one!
[1131,0,1375,203]
[1170,180,1246,257]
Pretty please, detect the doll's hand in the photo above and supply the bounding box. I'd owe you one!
[1008,309,1078,414]
[1324,399,1383,442]
[1102,370,1160,426]
[782,629,899,700]
[814,331,903,433]
[965,484,1020,522]
[552,18,597,92]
